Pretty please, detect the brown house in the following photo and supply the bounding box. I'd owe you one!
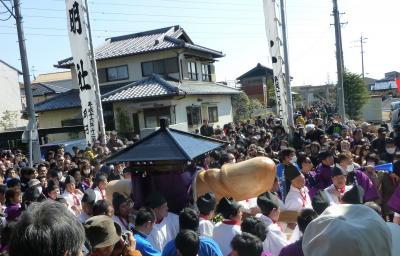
[236,63,273,106]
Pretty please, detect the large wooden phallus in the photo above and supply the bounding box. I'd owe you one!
[106,156,276,204]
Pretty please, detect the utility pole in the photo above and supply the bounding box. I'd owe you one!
[332,0,346,120]
[359,35,368,79]
[0,0,41,166]
[279,0,294,139]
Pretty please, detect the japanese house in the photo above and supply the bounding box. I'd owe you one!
[35,25,239,141]
[236,63,274,106]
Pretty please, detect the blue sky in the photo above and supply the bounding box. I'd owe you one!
[1,0,399,85]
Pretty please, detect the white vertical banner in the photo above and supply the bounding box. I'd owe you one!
[263,0,289,131]
[65,0,99,145]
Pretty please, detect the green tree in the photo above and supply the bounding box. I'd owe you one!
[343,71,369,119]
[0,111,18,130]
[231,92,250,122]
[116,107,133,139]
[267,79,276,107]
[249,98,264,116]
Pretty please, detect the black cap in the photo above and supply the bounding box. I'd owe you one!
[6,178,20,188]
[284,164,301,182]
[378,127,387,134]
[312,190,330,215]
[342,185,364,204]
[197,192,216,214]
[332,166,346,177]
[257,192,279,210]
[145,191,167,209]
[64,175,75,185]
[216,197,240,219]
[82,189,96,205]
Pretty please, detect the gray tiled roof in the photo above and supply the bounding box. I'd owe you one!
[35,75,239,112]
[34,82,130,112]
[56,25,224,68]
[102,74,239,102]
[32,83,69,97]
[102,75,180,102]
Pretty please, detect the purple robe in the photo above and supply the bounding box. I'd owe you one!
[303,171,318,199]
[387,184,400,213]
[352,169,380,202]
[278,239,303,256]
[315,163,333,190]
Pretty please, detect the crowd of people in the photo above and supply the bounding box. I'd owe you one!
[0,101,400,255]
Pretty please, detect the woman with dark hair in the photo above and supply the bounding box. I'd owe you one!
[212,197,242,255]
[112,192,131,232]
[45,180,60,201]
[79,161,93,190]
[4,189,22,222]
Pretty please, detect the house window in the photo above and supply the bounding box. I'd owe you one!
[144,107,171,128]
[187,61,198,80]
[141,58,178,77]
[208,106,218,123]
[201,64,211,81]
[186,106,201,126]
[106,65,129,81]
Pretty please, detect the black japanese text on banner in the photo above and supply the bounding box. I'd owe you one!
[65,0,99,145]
[263,0,288,131]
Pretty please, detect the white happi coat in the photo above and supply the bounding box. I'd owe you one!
[284,185,313,211]
[62,190,82,216]
[256,214,288,256]
[148,212,179,251]
[199,217,214,238]
[212,220,242,256]
[324,184,353,205]
[94,187,107,202]
[238,197,258,214]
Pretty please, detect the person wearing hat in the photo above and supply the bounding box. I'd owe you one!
[212,197,242,256]
[323,165,353,205]
[256,192,287,256]
[85,215,139,256]
[371,127,388,157]
[196,192,217,238]
[342,185,365,204]
[311,190,330,215]
[79,188,96,223]
[145,191,179,252]
[94,174,108,201]
[284,165,312,212]
[62,175,83,216]
[302,204,399,256]
[112,192,132,232]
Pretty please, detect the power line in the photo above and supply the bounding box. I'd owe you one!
[48,0,260,12]
[24,15,263,26]
[23,7,262,20]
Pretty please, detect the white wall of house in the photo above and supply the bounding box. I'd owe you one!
[112,94,233,136]
[68,49,217,89]
[0,62,27,130]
